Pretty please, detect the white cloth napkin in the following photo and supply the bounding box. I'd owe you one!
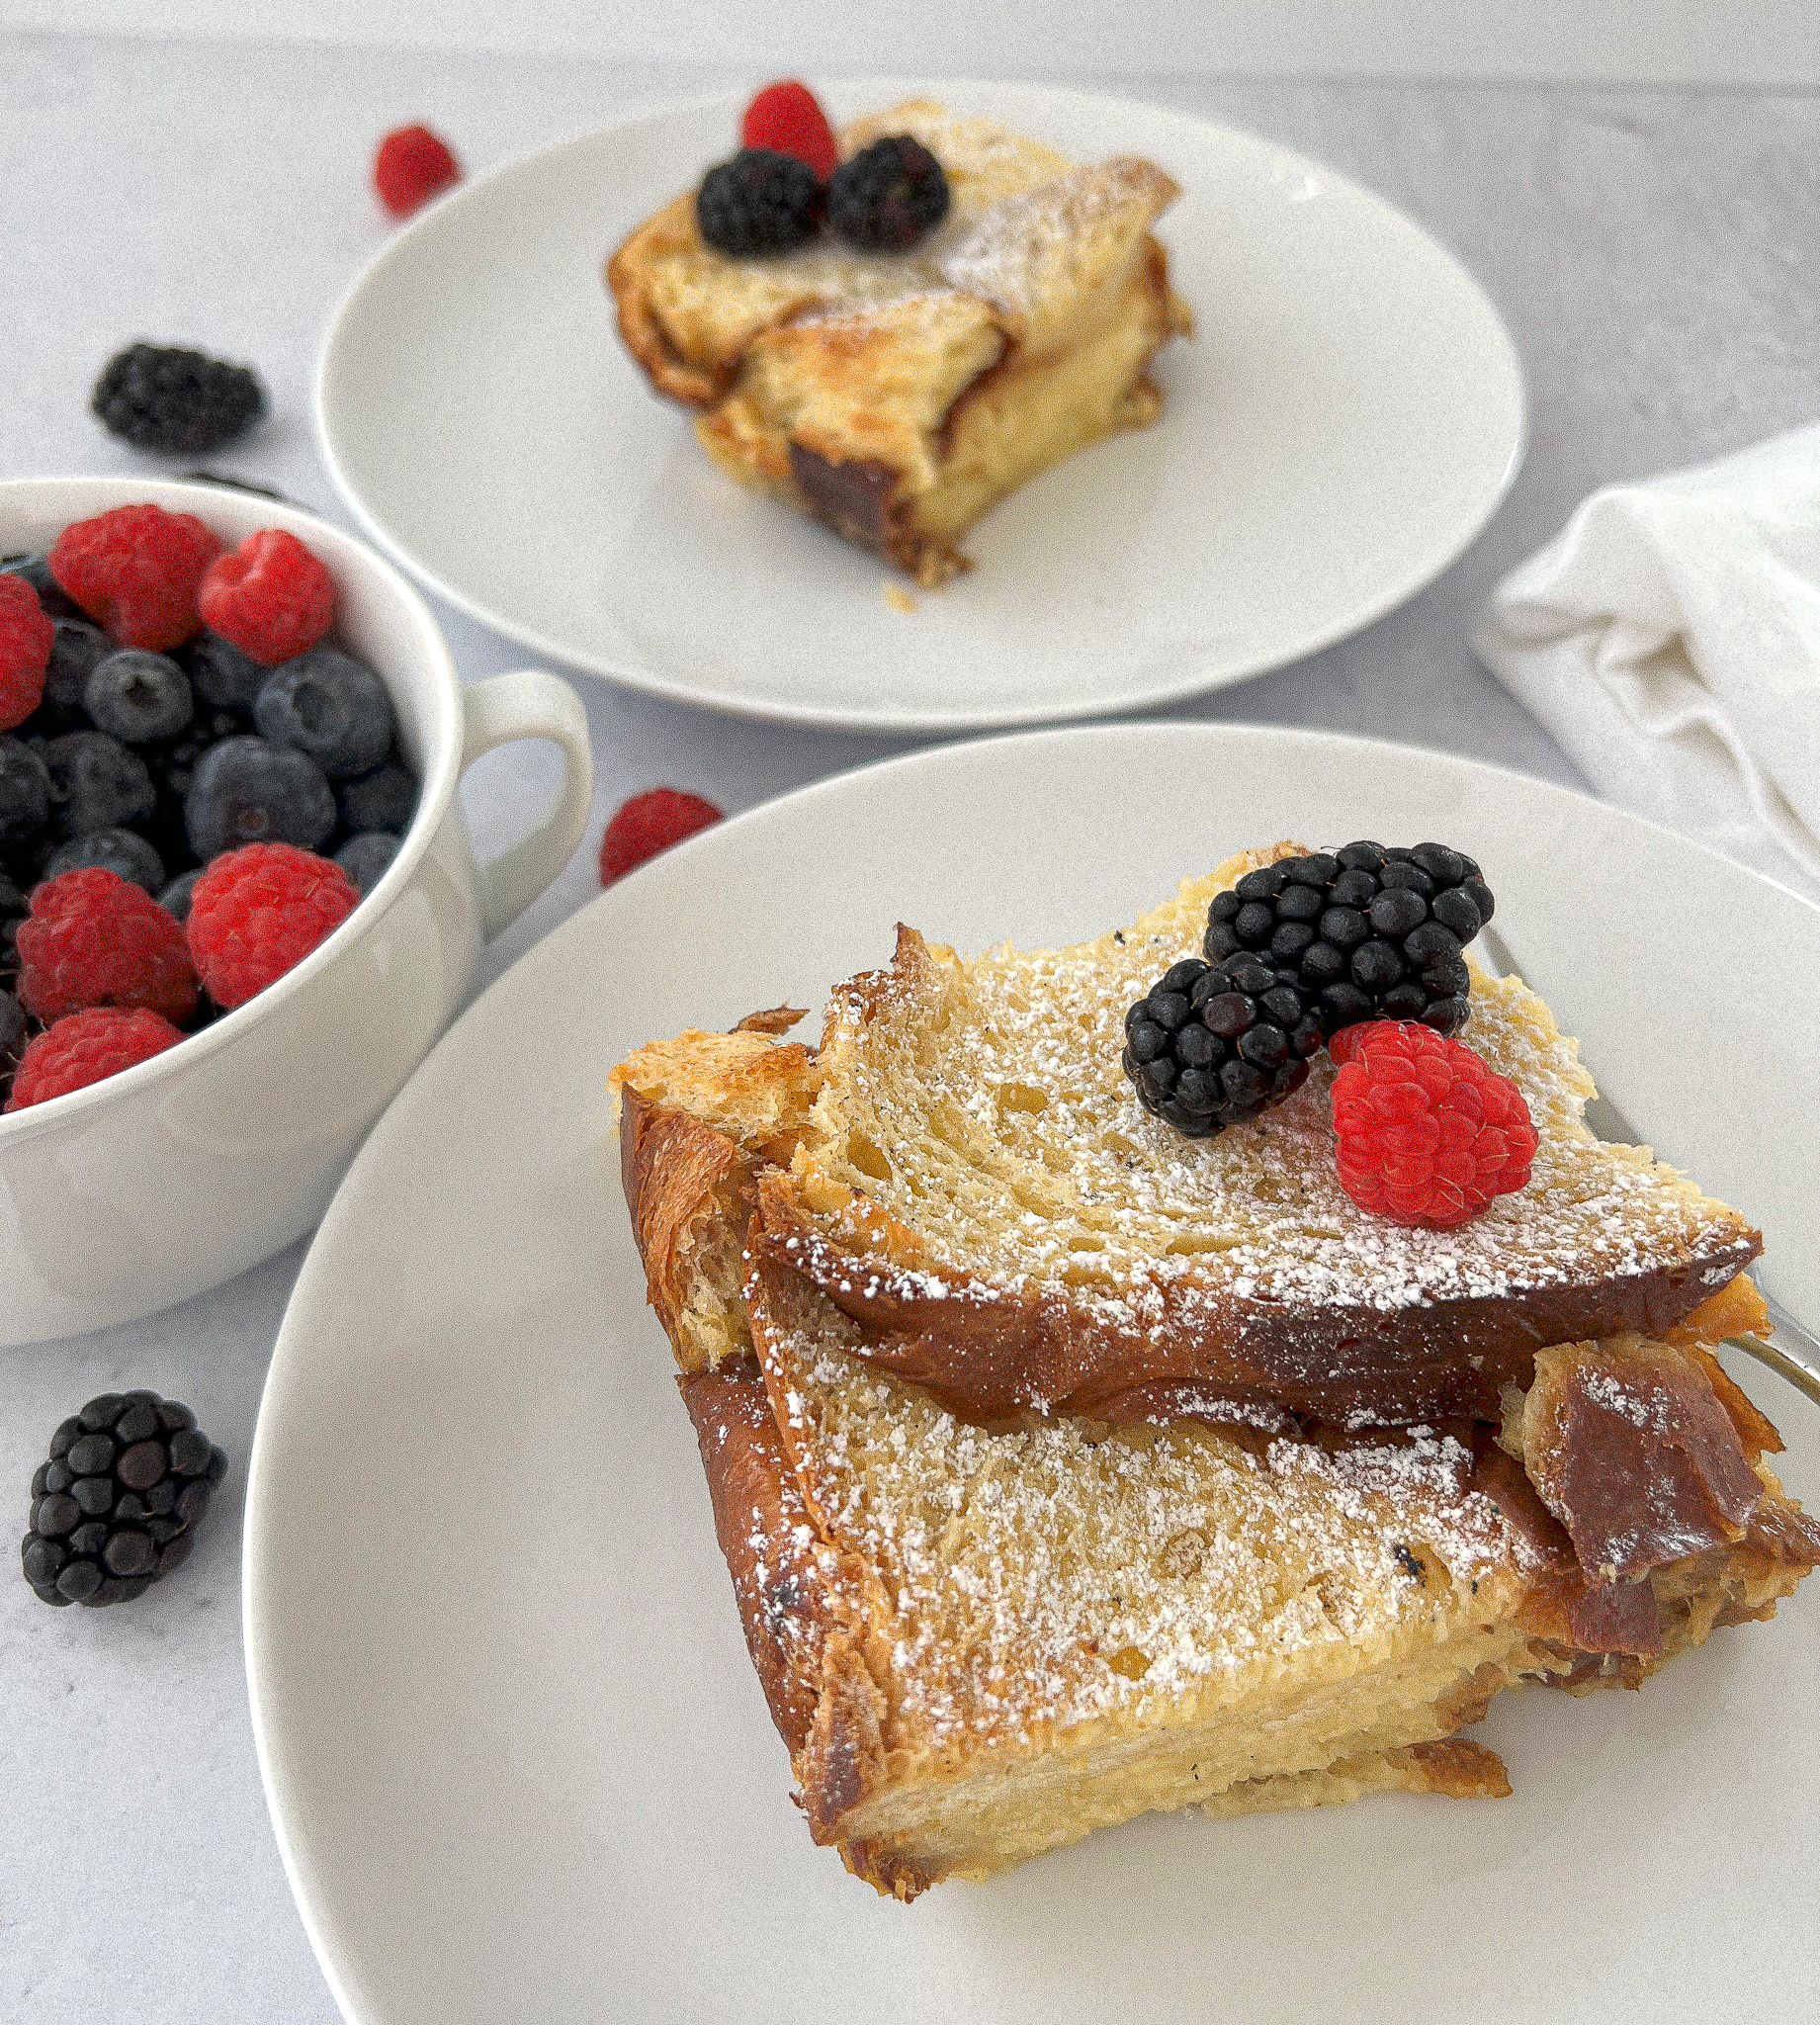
[1472,425,1820,903]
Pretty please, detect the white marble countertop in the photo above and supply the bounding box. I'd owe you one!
[3,33,1816,2022]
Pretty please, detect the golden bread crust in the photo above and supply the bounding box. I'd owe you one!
[604,101,1192,583]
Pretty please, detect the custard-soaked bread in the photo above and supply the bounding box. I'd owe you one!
[677,1267,1817,1895]
[615,845,1764,1428]
[606,100,1192,585]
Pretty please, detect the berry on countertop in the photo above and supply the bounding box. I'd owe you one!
[1205,841,1492,1044]
[16,866,198,1023]
[41,730,157,838]
[0,574,53,732]
[697,148,824,256]
[47,503,221,652]
[252,646,392,779]
[374,123,462,219]
[599,788,723,885]
[334,830,399,895]
[5,1006,185,1111]
[84,649,195,745]
[827,134,949,252]
[91,344,266,457]
[740,80,840,180]
[183,736,335,860]
[42,828,167,895]
[197,529,335,666]
[0,737,52,850]
[1122,954,1320,1138]
[21,1390,226,1605]
[1329,1021,1537,1229]
[186,841,359,1008]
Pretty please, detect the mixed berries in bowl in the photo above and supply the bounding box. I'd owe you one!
[0,476,593,1345]
[1,498,420,1111]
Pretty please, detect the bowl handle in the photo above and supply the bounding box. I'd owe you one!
[458,670,594,940]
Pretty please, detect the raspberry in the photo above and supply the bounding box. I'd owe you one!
[0,574,52,731]
[91,344,266,456]
[197,529,335,665]
[599,788,723,885]
[740,80,839,181]
[48,504,221,652]
[1329,1022,1538,1229]
[374,125,462,219]
[4,1007,185,1111]
[826,135,949,252]
[697,150,824,256]
[15,867,199,1024]
[186,842,359,1009]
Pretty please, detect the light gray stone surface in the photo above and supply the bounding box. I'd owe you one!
[3,33,1816,2021]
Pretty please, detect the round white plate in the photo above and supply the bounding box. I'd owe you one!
[316,84,1524,733]
[245,726,1819,2025]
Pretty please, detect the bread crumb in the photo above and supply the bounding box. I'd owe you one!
[884,582,917,614]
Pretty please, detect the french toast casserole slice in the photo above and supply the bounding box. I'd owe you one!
[611,844,1819,1897]
[606,100,1192,585]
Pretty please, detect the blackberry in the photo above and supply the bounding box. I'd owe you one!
[0,737,51,850]
[1122,955,1322,1138]
[43,826,166,894]
[334,830,400,895]
[827,134,949,252]
[22,1390,226,1607]
[84,650,195,745]
[42,730,157,837]
[184,736,335,859]
[696,148,824,256]
[1203,842,1493,1042]
[254,647,394,780]
[91,344,266,456]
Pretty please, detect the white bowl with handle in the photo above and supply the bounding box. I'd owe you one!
[0,476,594,1344]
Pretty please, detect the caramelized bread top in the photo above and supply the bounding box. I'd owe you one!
[607,100,1185,409]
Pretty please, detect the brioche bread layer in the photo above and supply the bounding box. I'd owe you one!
[614,844,1762,1426]
[606,101,1192,584]
[674,1268,1817,1896]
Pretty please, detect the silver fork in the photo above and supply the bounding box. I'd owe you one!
[1474,922,1820,1411]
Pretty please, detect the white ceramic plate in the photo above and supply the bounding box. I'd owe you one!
[245,726,1819,2025]
[316,84,1524,732]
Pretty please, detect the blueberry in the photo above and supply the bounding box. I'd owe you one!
[184,736,334,859]
[43,828,165,894]
[255,649,393,779]
[0,738,51,848]
[84,651,195,745]
[42,731,156,836]
[0,554,86,623]
[338,758,417,836]
[334,830,399,895]
[39,620,114,734]
[0,989,24,1073]
[185,629,268,713]
[157,868,202,922]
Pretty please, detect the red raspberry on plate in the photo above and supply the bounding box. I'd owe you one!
[1329,1020,1538,1229]
[47,503,221,652]
[740,81,840,181]
[16,867,199,1024]
[186,841,359,1009]
[4,1007,185,1111]
[0,573,53,731]
[599,788,723,885]
[197,529,335,665]
[374,125,462,219]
